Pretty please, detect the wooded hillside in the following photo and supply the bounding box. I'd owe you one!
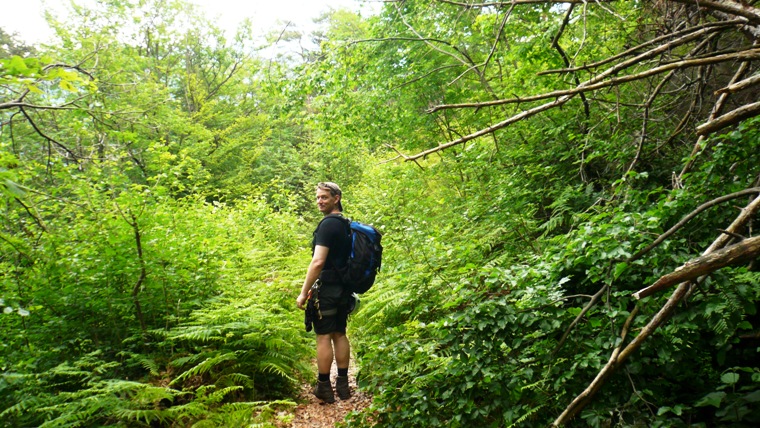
[2,0,759,426]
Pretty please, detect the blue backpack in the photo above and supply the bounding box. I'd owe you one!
[323,215,383,294]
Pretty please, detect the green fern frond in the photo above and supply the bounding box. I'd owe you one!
[259,362,295,382]
[0,395,45,419]
[171,351,215,369]
[171,351,240,386]
[205,385,244,404]
[216,372,253,388]
[508,403,546,427]
[112,407,171,425]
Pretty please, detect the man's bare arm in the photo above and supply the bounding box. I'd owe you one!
[297,245,329,309]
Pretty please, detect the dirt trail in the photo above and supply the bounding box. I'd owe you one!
[286,360,372,427]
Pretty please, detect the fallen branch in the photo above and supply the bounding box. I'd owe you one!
[428,31,750,113]
[437,0,614,6]
[633,235,760,300]
[715,73,760,95]
[538,20,742,76]
[669,0,760,25]
[628,187,760,262]
[552,284,609,355]
[413,49,760,162]
[409,48,760,161]
[553,194,760,426]
[696,101,760,136]
[678,58,752,180]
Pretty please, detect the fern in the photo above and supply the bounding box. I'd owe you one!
[111,407,172,425]
[171,351,240,385]
[508,403,546,428]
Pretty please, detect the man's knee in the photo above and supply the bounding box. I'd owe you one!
[330,332,346,339]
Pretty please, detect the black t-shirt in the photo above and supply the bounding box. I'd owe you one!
[313,215,351,272]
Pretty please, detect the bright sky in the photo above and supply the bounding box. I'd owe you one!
[1,0,378,45]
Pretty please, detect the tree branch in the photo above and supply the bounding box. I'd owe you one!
[436,0,614,6]
[116,204,148,333]
[624,67,677,177]
[552,283,609,355]
[633,235,760,300]
[716,73,760,94]
[628,187,760,262]
[554,194,760,425]
[429,38,756,113]
[669,0,760,25]
[19,107,80,162]
[537,20,742,76]
[678,57,752,180]
[411,49,760,161]
[392,2,475,68]
[696,100,760,135]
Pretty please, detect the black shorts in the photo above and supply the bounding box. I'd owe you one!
[313,282,349,335]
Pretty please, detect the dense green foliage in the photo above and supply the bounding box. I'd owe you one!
[2,0,759,426]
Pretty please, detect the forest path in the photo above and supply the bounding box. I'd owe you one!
[285,359,372,427]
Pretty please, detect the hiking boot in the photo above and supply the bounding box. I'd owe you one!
[335,375,351,400]
[313,380,335,403]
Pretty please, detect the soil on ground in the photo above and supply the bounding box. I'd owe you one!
[281,359,372,427]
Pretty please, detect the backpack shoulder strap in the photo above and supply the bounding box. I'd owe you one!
[321,213,351,233]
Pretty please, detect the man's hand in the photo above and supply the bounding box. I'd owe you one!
[296,293,308,310]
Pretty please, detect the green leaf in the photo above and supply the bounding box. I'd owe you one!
[721,372,739,385]
[613,262,628,279]
[24,82,43,94]
[744,390,760,403]
[695,392,726,408]
[3,179,26,197]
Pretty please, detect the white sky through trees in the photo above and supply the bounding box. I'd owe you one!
[1,0,377,45]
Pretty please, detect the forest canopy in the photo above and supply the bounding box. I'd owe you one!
[1,0,759,426]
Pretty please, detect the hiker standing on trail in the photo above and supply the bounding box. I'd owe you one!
[297,182,352,403]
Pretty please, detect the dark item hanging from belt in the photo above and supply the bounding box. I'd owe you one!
[305,279,340,328]
[304,280,320,332]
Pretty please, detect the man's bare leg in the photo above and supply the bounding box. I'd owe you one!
[332,332,350,369]
[316,334,334,374]
[313,334,336,402]
[332,332,351,399]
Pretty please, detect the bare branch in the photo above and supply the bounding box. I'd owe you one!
[19,107,80,162]
[537,20,743,76]
[437,0,614,6]
[625,70,676,176]
[552,284,610,355]
[554,193,760,426]
[430,33,755,113]
[669,0,760,25]
[349,36,465,48]
[42,63,96,80]
[634,235,760,300]
[0,95,90,112]
[716,73,760,94]
[392,2,474,68]
[629,187,760,262]
[13,197,48,232]
[410,48,760,160]
[678,57,752,180]
[481,5,513,77]
[696,100,760,135]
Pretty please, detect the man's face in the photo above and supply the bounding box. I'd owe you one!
[316,188,339,214]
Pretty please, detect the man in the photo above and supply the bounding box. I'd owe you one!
[296,182,352,403]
